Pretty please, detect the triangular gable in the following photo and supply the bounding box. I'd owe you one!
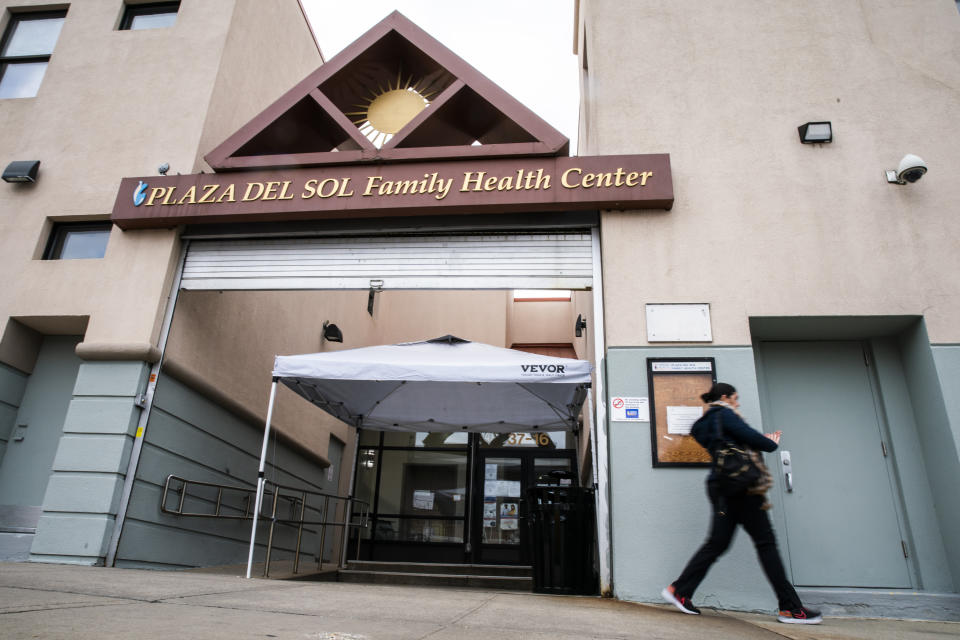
[205,11,569,171]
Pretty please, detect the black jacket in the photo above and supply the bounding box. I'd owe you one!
[691,406,779,455]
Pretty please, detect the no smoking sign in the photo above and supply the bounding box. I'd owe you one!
[610,396,649,422]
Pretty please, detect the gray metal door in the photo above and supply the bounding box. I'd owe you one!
[757,341,911,588]
[0,337,82,513]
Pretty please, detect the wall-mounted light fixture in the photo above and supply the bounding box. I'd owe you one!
[2,160,40,183]
[575,314,587,338]
[367,279,383,316]
[322,320,343,343]
[797,122,832,144]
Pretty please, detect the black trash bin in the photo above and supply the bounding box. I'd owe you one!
[527,484,598,595]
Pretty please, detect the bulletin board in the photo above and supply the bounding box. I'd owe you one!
[647,358,716,467]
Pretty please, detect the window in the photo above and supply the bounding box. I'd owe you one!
[43,222,112,260]
[0,11,66,99]
[119,2,180,31]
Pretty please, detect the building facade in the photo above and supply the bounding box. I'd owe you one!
[577,0,960,616]
[0,0,329,566]
[0,0,957,620]
[0,2,604,574]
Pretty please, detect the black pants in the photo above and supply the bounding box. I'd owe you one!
[672,486,802,610]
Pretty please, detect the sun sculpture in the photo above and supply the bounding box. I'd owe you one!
[347,72,434,148]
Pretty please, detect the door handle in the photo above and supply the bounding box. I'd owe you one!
[780,450,793,493]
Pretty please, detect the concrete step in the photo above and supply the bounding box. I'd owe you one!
[346,560,532,577]
[337,569,532,591]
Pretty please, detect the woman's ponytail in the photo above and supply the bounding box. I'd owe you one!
[701,382,737,403]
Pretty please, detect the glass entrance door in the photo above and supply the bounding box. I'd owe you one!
[354,429,576,565]
[472,449,576,565]
[479,456,523,552]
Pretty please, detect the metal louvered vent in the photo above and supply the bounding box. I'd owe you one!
[181,233,593,290]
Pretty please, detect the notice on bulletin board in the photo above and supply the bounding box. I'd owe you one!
[666,405,703,435]
[610,396,650,422]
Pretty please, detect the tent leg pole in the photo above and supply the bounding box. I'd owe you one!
[340,428,360,569]
[246,378,279,580]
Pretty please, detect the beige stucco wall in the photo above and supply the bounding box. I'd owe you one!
[0,0,232,366]
[570,289,594,480]
[506,296,575,346]
[579,0,960,346]
[193,0,323,173]
[0,0,323,371]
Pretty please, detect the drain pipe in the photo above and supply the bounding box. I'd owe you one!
[106,239,190,567]
[590,227,613,597]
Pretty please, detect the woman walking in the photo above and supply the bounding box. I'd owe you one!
[661,382,822,624]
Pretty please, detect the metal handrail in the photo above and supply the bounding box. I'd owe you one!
[160,474,369,577]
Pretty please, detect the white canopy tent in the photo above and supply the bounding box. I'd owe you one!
[246,335,593,577]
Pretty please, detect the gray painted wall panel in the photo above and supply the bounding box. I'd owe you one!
[150,377,336,487]
[932,345,960,455]
[872,339,953,591]
[0,403,19,441]
[0,532,33,562]
[0,337,81,508]
[0,363,28,407]
[140,410,258,481]
[121,482,315,568]
[72,362,148,398]
[136,440,252,491]
[31,513,112,558]
[0,402,18,464]
[899,327,960,589]
[62,397,140,435]
[606,346,780,612]
[135,441,326,527]
[115,375,341,569]
[31,359,144,564]
[51,435,132,474]
[41,473,124,514]
[116,519,233,569]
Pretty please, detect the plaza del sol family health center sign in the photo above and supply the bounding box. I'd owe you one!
[111,154,673,229]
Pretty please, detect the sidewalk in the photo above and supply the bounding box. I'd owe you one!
[1,562,957,639]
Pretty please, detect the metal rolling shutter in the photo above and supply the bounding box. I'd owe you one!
[180,232,593,290]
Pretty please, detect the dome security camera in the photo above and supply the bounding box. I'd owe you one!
[886,154,927,184]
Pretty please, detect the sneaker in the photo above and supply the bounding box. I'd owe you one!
[661,586,701,615]
[777,606,822,624]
